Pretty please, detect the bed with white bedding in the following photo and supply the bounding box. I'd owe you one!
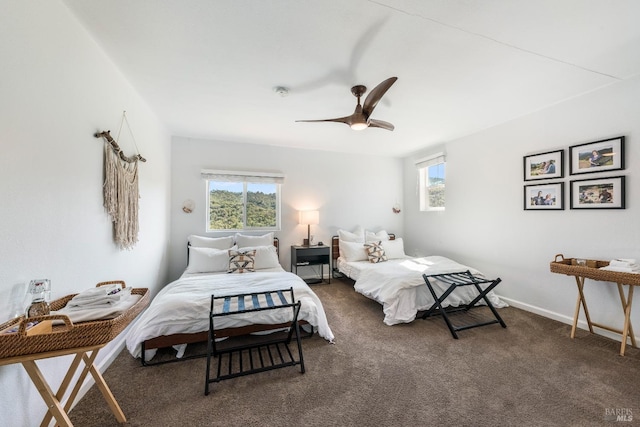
[332,230,506,326]
[125,234,334,363]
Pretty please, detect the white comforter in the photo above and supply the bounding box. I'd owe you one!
[351,256,507,326]
[126,271,334,358]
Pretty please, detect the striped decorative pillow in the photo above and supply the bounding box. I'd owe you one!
[364,241,387,264]
[228,250,256,273]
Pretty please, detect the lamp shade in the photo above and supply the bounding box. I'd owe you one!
[299,210,319,225]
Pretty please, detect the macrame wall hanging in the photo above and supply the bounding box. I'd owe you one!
[94,111,146,250]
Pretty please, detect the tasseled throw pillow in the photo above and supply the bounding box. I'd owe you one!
[228,249,256,273]
[364,241,387,263]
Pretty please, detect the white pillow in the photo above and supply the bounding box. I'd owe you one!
[188,235,234,250]
[240,245,280,270]
[339,240,368,262]
[365,230,390,243]
[235,232,274,249]
[381,238,406,259]
[186,247,230,273]
[338,226,364,243]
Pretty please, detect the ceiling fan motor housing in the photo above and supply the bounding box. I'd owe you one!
[351,85,367,98]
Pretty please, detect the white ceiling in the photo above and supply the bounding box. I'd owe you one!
[62,0,640,157]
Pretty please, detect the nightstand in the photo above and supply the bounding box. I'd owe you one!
[291,245,331,284]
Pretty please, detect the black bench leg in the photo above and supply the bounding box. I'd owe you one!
[424,280,460,339]
[469,280,507,329]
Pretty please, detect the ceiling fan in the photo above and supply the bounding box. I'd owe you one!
[296,76,398,131]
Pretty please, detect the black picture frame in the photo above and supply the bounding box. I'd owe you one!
[569,136,625,175]
[524,182,564,210]
[523,149,564,181]
[570,176,625,209]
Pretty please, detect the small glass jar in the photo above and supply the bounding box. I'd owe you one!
[26,279,51,318]
[27,299,50,317]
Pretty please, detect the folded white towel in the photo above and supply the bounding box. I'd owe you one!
[68,285,130,307]
[71,284,121,300]
[52,293,140,323]
[67,296,123,308]
[600,266,640,274]
[610,259,638,268]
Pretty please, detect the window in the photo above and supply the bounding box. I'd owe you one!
[416,154,446,211]
[202,170,283,232]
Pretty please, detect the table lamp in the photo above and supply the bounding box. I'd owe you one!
[299,210,319,246]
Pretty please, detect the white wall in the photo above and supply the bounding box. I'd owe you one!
[170,137,404,281]
[403,75,640,341]
[0,1,171,425]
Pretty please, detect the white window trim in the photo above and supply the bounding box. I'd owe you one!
[201,169,284,184]
[415,153,445,169]
[416,153,446,212]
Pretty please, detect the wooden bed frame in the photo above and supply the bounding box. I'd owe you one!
[141,237,310,366]
[331,233,395,278]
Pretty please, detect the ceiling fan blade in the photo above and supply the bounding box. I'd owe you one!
[368,119,395,131]
[296,115,353,125]
[362,77,397,118]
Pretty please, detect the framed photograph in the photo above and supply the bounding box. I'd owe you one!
[570,176,625,209]
[523,150,563,181]
[569,136,625,175]
[524,182,564,210]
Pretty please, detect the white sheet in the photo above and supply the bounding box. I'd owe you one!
[340,256,507,326]
[125,270,334,359]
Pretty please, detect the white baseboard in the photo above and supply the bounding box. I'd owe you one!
[499,296,639,345]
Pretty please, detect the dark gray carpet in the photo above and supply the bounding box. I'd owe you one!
[70,279,640,426]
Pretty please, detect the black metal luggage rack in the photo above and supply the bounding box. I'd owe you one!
[421,271,507,339]
[205,288,305,395]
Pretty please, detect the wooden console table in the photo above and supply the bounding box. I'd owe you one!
[550,254,638,356]
[0,283,149,426]
[0,344,124,427]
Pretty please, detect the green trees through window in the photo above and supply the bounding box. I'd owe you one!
[207,181,279,231]
[419,160,446,211]
[426,163,445,209]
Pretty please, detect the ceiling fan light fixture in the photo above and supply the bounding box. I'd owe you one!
[296,77,397,131]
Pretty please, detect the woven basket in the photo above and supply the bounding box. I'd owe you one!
[0,281,149,359]
[550,254,640,286]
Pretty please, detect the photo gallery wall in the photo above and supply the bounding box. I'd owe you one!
[523,136,625,211]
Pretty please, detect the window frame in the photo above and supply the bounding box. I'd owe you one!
[416,154,446,212]
[202,170,283,232]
